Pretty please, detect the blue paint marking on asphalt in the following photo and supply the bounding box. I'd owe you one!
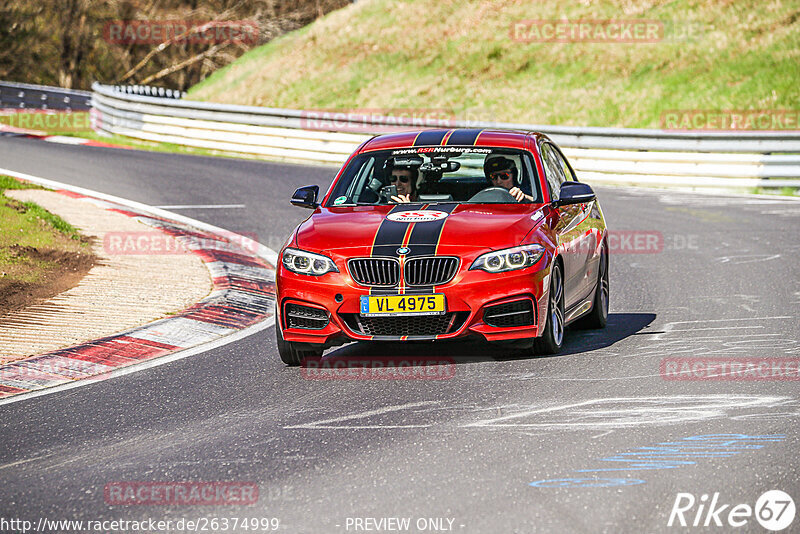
[529,478,646,488]
[529,434,785,488]
[576,434,785,472]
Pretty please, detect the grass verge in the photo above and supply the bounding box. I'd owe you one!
[188,0,800,129]
[0,175,95,316]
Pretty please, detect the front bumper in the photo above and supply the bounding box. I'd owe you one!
[277,258,551,347]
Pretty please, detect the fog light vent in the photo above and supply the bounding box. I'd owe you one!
[286,303,329,330]
[483,299,534,328]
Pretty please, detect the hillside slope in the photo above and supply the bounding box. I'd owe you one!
[189,0,800,128]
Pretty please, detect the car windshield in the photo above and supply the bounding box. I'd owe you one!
[324,146,542,206]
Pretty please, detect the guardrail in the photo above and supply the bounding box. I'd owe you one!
[109,84,185,99]
[0,81,92,111]
[91,82,800,190]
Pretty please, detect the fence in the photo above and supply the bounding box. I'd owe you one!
[0,81,92,111]
[53,83,800,189]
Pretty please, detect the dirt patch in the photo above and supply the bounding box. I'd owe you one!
[0,244,97,317]
[1,188,212,363]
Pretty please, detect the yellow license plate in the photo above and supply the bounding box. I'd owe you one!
[360,294,446,316]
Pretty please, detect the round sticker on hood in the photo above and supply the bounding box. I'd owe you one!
[387,210,449,223]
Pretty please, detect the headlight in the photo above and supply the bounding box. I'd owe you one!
[282,247,339,276]
[470,244,545,273]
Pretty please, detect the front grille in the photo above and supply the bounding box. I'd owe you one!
[483,299,535,328]
[404,257,459,286]
[341,312,469,337]
[349,258,399,286]
[285,303,329,330]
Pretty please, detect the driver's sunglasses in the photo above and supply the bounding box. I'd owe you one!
[390,174,411,183]
[490,171,513,181]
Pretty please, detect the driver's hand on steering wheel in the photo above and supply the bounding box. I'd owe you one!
[391,194,411,203]
[508,187,532,202]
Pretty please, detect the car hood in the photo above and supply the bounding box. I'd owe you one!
[295,204,546,256]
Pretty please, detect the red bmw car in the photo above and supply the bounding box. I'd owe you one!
[275,129,609,365]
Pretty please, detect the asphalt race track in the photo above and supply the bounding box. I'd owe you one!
[1,137,799,533]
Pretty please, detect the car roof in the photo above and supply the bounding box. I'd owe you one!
[359,128,549,153]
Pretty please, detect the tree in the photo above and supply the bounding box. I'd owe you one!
[0,0,350,90]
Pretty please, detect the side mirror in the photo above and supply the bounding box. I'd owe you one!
[555,181,595,206]
[291,185,319,209]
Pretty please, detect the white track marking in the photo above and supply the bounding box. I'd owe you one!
[610,185,800,203]
[654,333,786,343]
[665,316,791,325]
[464,395,790,429]
[0,167,279,407]
[0,453,55,470]
[284,401,439,430]
[730,412,800,421]
[519,373,664,381]
[42,136,90,145]
[715,254,781,264]
[0,312,275,408]
[154,204,246,209]
[652,316,791,340]
[666,326,765,332]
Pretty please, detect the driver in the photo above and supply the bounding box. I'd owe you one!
[388,165,418,203]
[484,156,534,202]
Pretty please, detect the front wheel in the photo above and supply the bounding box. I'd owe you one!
[534,261,565,355]
[276,316,324,366]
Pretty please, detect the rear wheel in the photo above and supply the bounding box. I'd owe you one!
[580,245,609,329]
[534,261,565,355]
[276,314,324,366]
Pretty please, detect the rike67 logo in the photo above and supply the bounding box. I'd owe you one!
[668,490,795,530]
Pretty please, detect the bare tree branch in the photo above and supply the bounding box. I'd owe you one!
[139,44,222,85]
[117,19,229,83]
[3,0,352,90]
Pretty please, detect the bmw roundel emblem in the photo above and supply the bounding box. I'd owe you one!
[397,247,410,256]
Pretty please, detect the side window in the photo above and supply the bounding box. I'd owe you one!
[521,153,542,203]
[540,143,566,200]
[352,157,380,203]
[552,147,576,182]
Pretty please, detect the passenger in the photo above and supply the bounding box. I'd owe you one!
[484,156,534,202]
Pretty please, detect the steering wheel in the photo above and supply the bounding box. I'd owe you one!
[468,186,517,203]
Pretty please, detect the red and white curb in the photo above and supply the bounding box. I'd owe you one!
[0,123,130,148]
[0,168,277,405]
[42,135,131,149]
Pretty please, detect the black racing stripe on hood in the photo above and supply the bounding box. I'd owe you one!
[445,129,483,145]
[405,203,458,257]
[413,129,450,146]
[371,203,425,257]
